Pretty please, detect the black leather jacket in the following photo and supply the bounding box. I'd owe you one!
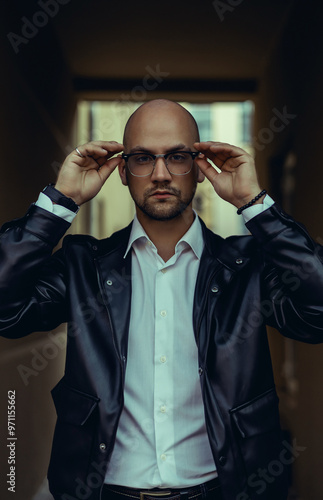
[1,203,323,500]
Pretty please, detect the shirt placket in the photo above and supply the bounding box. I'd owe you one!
[153,258,176,484]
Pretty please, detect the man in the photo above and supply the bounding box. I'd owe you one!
[0,99,323,500]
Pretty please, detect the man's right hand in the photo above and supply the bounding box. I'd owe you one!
[55,141,124,206]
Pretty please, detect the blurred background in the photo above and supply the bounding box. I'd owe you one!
[0,0,323,498]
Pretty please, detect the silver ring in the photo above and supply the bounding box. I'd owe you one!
[75,147,84,158]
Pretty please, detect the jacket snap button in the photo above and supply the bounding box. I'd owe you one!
[211,286,219,293]
[198,367,203,376]
[92,245,98,251]
[219,456,227,466]
[235,258,243,265]
[99,443,106,451]
[106,280,113,286]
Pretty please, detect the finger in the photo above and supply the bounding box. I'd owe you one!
[71,143,124,171]
[77,141,124,159]
[89,140,124,151]
[96,156,123,184]
[95,141,124,158]
[194,141,247,158]
[195,157,220,186]
[71,145,107,165]
[93,146,125,168]
[194,142,250,171]
[194,142,229,167]
[195,141,243,154]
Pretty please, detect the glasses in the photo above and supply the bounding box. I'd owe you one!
[122,151,199,177]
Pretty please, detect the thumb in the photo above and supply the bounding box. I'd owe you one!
[195,157,219,187]
[97,156,123,184]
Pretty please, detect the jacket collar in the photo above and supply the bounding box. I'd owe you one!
[94,223,133,360]
[199,217,253,271]
[94,222,133,259]
[93,218,254,358]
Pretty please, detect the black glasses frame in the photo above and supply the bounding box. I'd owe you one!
[121,151,199,177]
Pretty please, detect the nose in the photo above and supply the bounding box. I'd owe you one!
[150,157,172,182]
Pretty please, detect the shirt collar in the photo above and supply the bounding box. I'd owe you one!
[124,211,204,260]
[124,215,149,258]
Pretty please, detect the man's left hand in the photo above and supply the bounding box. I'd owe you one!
[194,141,264,208]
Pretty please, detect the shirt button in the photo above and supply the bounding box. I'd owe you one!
[147,241,152,246]
[99,443,106,451]
[211,286,219,293]
[160,405,166,413]
[160,356,167,363]
[161,454,166,461]
[160,310,167,317]
[161,269,167,274]
[235,258,243,265]
[219,456,227,466]
[106,280,113,286]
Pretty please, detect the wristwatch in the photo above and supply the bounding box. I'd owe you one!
[42,184,79,213]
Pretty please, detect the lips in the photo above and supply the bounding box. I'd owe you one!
[151,191,174,199]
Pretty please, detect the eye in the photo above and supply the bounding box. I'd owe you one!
[168,152,188,162]
[133,154,153,164]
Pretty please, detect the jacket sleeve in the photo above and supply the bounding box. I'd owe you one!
[246,203,323,343]
[0,204,71,338]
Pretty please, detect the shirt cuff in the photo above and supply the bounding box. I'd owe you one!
[241,195,275,223]
[35,192,78,224]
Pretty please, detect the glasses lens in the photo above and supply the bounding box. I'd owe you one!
[128,154,154,176]
[167,152,193,174]
[127,152,195,176]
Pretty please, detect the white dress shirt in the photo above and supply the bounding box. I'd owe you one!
[104,214,218,488]
[35,192,275,488]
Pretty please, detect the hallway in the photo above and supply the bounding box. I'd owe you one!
[1,1,323,498]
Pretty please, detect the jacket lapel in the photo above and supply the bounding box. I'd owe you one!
[194,219,252,351]
[94,224,133,360]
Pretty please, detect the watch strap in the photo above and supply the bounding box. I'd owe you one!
[42,184,79,213]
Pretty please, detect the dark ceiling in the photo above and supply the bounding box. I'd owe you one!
[2,0,295,98]
[50,0,293,81]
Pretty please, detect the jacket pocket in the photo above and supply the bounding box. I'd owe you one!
[230,388,285,483]
[47,379,100,493]
[51,378,100,425]
[230,387,280,439]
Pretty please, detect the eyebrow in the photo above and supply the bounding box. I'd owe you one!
[128,144,191,154]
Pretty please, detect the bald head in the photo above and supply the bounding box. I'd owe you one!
[123,99,200,151]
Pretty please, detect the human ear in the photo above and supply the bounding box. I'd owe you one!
[118,160,128,186]
[197,166,205,184]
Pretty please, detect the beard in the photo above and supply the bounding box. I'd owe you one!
[129,183,197,221]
